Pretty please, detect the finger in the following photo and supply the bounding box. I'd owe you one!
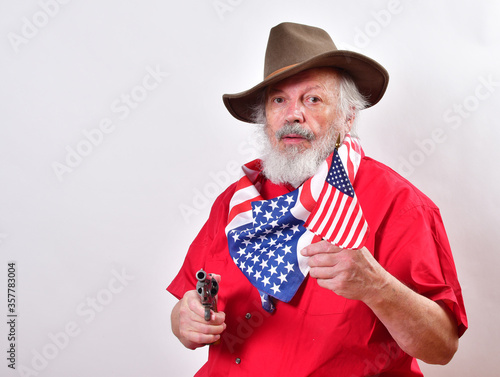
[309,266,337,279]
[178,304,226,339]
[181,320,226,345]
[183,313,226,334]
[210,273,222,284]
[209,310,226,326]
[182,291,212,322]
[301,240,342,257]
[307,252,339,268]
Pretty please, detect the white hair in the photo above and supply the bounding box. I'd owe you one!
[335,71,369,137]
[256,122,338,187]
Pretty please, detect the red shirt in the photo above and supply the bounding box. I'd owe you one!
[168,156,468,377]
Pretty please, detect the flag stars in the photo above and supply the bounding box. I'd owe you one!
[264,211,273,221]
[277,272,288,283]
[269,200,279,210]
[262,276,271,287]
[228,139,365,305]
[270,283,281,294]
[284,262,294,273]
[268,265,277,276]
[228,188,307,303]
[260,259,269,269]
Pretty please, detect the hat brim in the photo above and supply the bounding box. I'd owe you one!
[223,50,389,123]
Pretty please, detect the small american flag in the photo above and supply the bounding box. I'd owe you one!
[226,134,368,309]
[304,146,369,249]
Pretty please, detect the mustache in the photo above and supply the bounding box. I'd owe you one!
[274,123,315,141]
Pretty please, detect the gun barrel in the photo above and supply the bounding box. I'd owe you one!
[196,269,218,322]
[196,269,207,282]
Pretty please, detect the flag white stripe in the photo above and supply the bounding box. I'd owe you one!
[309,160,329,201]
[308,185,334,233]
[225,209,253,235]
[323,194,349,240]
[290,186,313,222]
[228,185,259,210]
[314,188,340,235]
[332,197,357,244]
[351,220,369,249]
[340,202,363,247]
[297,230,315,275]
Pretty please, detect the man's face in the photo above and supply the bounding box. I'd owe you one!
[258,68,353,187]
[264,67,349,153]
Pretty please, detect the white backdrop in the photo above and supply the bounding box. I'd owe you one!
[1,1,499,376]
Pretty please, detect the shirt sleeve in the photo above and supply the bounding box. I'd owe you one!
[376,203,468,337]
[167,183,236,300]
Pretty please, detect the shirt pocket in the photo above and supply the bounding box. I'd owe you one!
[291,275,347,316]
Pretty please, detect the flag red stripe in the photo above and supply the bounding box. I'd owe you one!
[299,178,316,212]
[310,189,343,236]
[325,196,354,243]
[346,145,355,183]
[228,198,257,225]
[336,201,361,246]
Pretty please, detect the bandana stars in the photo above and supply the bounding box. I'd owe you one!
[227,189,308,304]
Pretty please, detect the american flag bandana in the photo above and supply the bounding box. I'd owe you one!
[225,134,368,311]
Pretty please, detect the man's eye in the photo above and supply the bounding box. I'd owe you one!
[273,97,284,104]
[308,96,320,103]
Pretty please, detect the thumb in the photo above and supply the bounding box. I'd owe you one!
[210,273,221,285]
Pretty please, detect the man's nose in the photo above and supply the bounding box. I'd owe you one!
[284,99,305,123]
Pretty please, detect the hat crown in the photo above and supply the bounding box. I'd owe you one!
[264,22,338,79]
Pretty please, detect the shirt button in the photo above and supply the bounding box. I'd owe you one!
[245,313,252,319]
[235,357,241,364]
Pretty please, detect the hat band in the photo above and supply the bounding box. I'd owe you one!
[265,64,298,80]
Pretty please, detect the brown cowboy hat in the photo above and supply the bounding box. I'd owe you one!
[223,22,389,123]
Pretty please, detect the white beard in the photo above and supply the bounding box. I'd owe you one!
[257,122,338,188]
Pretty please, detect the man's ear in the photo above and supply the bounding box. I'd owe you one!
[345,107,356,132]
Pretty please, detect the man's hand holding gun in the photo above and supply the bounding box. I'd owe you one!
[171,269,226,349]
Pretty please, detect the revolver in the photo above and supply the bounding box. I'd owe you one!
[196,269,218,321]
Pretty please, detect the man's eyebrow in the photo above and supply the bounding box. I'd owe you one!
[267,84,325,95]
[267,87,284,95]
